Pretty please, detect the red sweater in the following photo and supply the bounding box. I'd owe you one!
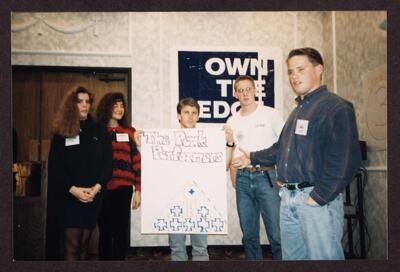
[107,126,141,191]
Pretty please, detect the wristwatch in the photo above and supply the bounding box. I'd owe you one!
[226,142,235,147]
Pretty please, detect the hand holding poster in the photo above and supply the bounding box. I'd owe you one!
[141,128,227,234]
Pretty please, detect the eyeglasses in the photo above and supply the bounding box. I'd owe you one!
[235,87,253,94]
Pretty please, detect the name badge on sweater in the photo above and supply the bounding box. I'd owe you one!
[65,135,80,146]
[116,133,129,142]
[295,119,309,136]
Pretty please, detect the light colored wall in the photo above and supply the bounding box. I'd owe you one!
[334,11,387,260]
[11,11,387,258]
[129,11,304,246]
[11,12,132,67]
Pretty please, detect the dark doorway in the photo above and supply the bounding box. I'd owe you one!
[12,65,131,163]
[12,65,131,260]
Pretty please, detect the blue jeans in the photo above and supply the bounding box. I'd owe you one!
[280,186,345,260]
[168,234,209,261]
[236,169,282,260]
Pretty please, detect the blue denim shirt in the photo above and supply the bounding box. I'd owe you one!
[250,85,361,205]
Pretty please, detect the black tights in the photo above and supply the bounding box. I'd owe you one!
[64,228,93,261]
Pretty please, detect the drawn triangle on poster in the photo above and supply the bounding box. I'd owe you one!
[152,179,226,234]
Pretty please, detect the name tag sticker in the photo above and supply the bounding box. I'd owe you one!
[65,135,80,146]
[116,133,129,142]
[295,119,309,136]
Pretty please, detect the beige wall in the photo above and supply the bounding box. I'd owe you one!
[11,11,387,259]
[334,11,387,259]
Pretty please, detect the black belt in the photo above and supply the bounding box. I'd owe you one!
[241,166,274,173]
[278,182,314,190]
[240,166,275,187]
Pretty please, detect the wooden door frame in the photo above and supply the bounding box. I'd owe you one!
[12,65,132,114]
[12,65,132,260]
[12,65,132,160]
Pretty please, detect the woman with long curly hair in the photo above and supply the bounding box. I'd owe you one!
[47,86,112,260]
[96,92,141,260]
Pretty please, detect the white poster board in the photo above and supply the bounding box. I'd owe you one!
[141,128,227,234]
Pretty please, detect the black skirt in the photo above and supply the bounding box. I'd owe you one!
[58,192,103,229]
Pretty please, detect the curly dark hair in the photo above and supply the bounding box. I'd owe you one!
[96,92,129,128]
[52,86,94,137]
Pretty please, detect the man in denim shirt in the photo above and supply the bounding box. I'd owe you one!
[231,47,361,260]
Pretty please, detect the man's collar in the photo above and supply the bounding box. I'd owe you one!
[295,85,327,103]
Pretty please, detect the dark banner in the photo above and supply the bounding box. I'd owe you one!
[178,50,278,123]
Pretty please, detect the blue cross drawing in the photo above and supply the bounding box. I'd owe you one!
[188,188,195,195]
[183,218,196,232]
[170,205,183,217]
[197,206,209,218]
[170,218,182,231]
[154,219,168,231]
[197,218,210,232]
[211,218,224,232]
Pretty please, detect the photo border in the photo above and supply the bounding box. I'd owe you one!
[1,1,398,271]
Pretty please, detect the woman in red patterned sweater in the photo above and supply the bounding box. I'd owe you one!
[96,92,141,260]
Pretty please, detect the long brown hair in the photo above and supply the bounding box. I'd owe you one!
[96,92,129,128]
[52,86,94,137]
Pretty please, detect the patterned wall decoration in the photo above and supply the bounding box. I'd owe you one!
[12,13,100,37]
[361,65,387,152]
[11,12,130,56]
[334,11,387,259]
[11,12,132,68]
